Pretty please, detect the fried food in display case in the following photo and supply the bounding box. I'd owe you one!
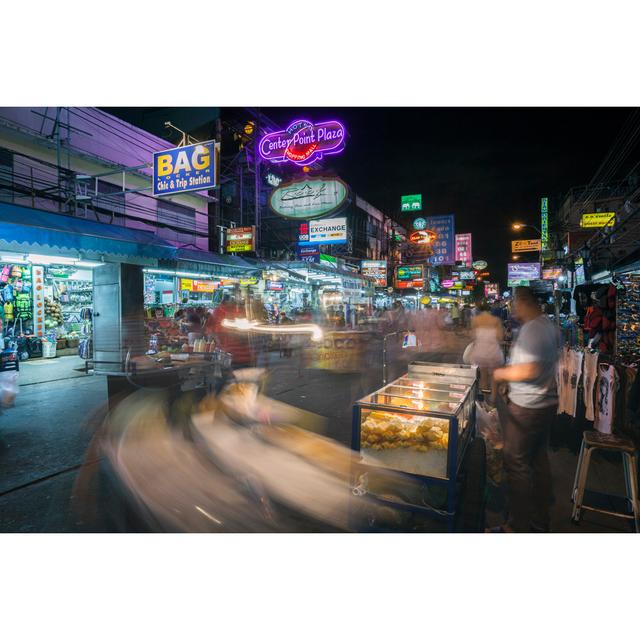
[353,362,478,479]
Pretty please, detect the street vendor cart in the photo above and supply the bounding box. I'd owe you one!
[351,361,486,532]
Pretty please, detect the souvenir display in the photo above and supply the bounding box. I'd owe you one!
[0,260,93,360]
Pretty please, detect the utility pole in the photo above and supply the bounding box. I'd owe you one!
[254,111,261,257]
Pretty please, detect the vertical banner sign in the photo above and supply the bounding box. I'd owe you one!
[541,197,549,251]
[455,233,473,266]
[426,215,455,265]
[31,265,45,337]
[153,141,216,196]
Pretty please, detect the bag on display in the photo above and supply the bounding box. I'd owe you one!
[78,337,93,360]
[2,284,14,303]
[11,265,22,278]
[0,266,10,283]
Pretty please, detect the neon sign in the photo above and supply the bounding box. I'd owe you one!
[259,119,346,166]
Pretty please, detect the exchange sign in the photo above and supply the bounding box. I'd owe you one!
[580,212,616,228]
[225,226,255,253]
[258,119,346,166]
[401,194,422,212]
[153,141,216,196]
[269,177,349,220]
[361,260,387,287]
[298,218,348,245]
[511,239,542,252]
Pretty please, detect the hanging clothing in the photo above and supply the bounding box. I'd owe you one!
[595,363,617,434]
[557,347,570,415]
[583,350,599,422]
[566,349,583,418]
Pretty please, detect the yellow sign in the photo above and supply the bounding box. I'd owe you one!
[511,239,541,252]
[180,278,193,291]
[240,277,259,286]
[581,212,616,228]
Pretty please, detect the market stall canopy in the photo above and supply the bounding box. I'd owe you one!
[172,247,255,275]
[0,202,176,264]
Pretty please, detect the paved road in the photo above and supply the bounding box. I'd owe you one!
[0,330,632,532]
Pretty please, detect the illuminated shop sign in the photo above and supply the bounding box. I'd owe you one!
[269,177,349,220]
[580,212,616,228]
[508,262,541,280]
[296,245,320,263]
[259,119,346,166]
[472,260,487,270]
[361,260,387,287]
[264,171,282,187]
[455,233,472,266]
[395,264,424,289]
[541,196,549,250]
[225,226,256,253]
[542,267,563,280]
[153,141,216,196]
[298,218,347,245]
[180,278,218,293]
[512,239,541,252]
[485,283,499,298]
[409,229,436,244]
[265,281,285,291]
[425,215,455,265]
[413,217,427,230]
[401,194,422,212]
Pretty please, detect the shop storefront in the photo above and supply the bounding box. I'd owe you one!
[0,203,172,374]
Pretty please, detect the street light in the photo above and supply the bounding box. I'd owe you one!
[512,222,541,234]
[512,254,520,261]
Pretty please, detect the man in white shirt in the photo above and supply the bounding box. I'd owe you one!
[491,287,561,532]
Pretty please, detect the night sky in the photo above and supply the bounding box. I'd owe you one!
[106,106,633,288]
[264,107,632,288]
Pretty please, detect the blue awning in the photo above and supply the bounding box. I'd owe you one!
[0,202,177,262]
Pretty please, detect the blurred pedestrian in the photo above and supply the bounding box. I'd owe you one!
[463,303,504,392]
[490,287,561,533]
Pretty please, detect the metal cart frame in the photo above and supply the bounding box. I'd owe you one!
[350,362,478,532]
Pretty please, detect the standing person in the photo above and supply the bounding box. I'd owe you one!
[463,303,504,392]
[490,287,561,533]
[449,303,460,330]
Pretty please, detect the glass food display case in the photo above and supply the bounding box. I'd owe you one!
[351,362,478,529]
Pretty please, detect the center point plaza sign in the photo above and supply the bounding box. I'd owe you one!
[269,177,349,220]
[153,141,217,196]
[259,119,346,166]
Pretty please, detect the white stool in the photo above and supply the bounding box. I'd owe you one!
[571,430,640,533]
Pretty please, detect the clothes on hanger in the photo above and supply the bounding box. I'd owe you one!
[595,362,618,434]
[583,349,599,421]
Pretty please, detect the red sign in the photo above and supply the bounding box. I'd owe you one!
[409,229,436,245]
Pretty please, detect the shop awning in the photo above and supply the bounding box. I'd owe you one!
[0,202,176,263]
[172,247,255,275]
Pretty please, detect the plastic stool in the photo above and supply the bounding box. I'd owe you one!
[571,430,640,532]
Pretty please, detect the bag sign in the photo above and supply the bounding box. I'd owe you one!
[153,141,216,196]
